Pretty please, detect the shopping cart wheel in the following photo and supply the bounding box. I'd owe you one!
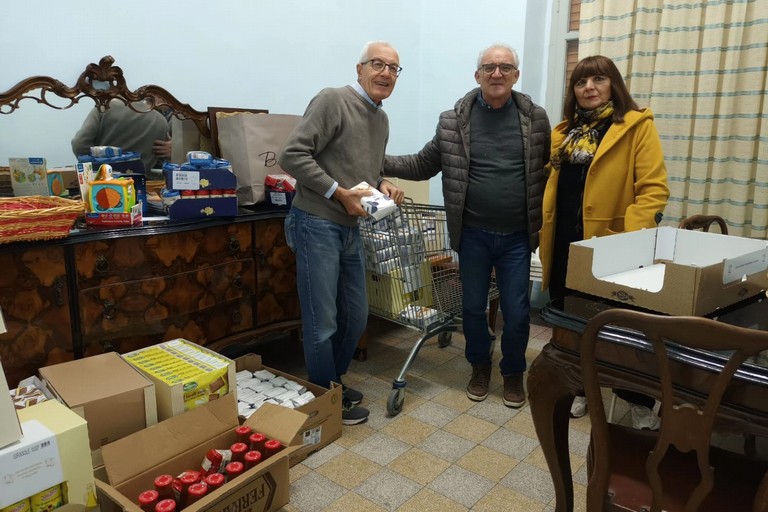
[387,388,405,416]
[438,331,452,348]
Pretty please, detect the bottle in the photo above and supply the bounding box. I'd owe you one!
[225,461,245,482]
[137,490,159,512]
[177,470,201,508]
[234,425,252,444]
[154,474,175,502]
[155,499,177,512]
[263,439,283,460]
[248,432,266,453]
[230,442,248,464]
[204,472,225,492]
[185,482,208,507]
[244,450,262,470]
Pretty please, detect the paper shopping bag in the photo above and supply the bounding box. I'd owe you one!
[215,112,301,205]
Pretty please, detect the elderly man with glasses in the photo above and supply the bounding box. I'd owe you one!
[384,43,550,408]
[279,41,405,425]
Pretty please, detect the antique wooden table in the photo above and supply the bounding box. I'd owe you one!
[527,293,768,512]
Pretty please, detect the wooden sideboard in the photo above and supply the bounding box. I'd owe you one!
[0,207,300,387]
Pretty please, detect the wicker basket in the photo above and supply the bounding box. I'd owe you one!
[0,195,84,244]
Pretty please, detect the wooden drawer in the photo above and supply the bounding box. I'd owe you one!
[255,218,300,326]
[74,222,253,288]
[0,247,73,387]
[79,258,255,355]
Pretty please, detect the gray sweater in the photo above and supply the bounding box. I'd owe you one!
[279,86,389,227]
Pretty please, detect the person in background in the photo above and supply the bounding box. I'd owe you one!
[384,43,550,408]
[71,99,170,171]
[539,55,669,428]
[278,41,405,425]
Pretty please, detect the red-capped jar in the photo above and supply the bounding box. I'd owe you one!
[201,449,226,476]
[155,498,177,512]
[180,190,195,199]
[248,432,266,453]
[153,474,175,502]
[230,442,248,463]
[234,425,252,444]
[263,439,283,460]
[186,482,208,506]
[195,189,210,197]
[209,189,223,198]
[177,470,201,507]
[204,472,225,491]
[244,450,263,470]
[225,461,245,482]
[138,490,159,512]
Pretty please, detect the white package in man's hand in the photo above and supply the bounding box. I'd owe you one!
[353,181,397,220]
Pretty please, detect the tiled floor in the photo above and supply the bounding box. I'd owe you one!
[253,310,602,512]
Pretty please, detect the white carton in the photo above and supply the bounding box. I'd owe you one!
[566,227,768,316]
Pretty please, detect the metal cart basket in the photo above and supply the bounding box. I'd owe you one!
[359,200,499,416]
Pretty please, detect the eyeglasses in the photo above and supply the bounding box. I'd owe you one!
[479,63,517,75]
[362,59,403,77]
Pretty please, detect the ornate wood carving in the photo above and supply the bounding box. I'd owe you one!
[0,55,210,138]
[255,218,300,326]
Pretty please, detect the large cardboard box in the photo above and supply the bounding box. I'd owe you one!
[95,393,306,512]
[235,354,342,466]
[365,270,433,318]
[122,339,236,421]
[566,227,768,316]
[0,358,23,449]
[1,400,97,511]
[38,352,157,457]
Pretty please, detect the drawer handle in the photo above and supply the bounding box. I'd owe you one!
[95,255,109,273]
[232,310,242,323]
[102,301,116,320]
[229,236,241,252]
[54,277,65,307]
[232,273,244,288]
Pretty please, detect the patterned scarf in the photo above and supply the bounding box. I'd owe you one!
[552,101,614,171]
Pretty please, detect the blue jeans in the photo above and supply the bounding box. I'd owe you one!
[284,207,368,389]
[459,226,531,375]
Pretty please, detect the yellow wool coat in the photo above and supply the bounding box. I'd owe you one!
[539,108,670,290]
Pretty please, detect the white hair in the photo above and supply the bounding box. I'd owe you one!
[476,43,520,68]
[359,41,396,63]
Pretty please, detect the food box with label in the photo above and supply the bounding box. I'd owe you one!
[122,339,235,421]
[566,227,768,316]
[234,354,341,466]
[95,394,306,512]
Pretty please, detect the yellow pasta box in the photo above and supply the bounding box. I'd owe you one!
[122,339,235,421]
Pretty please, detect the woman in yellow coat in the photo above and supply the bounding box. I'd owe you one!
[539,55,669,425]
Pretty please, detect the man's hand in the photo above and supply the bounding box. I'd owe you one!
[153,138,172,159]
[333,186,372,217]
[379,179,405,205]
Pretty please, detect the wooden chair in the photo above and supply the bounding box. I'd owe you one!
[581,309,768,512]
[678,214,728,234]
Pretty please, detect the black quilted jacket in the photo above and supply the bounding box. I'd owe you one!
[384,88,551,252]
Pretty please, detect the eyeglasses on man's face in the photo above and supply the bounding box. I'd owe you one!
[362,59,403,77]
[479,63,517,75]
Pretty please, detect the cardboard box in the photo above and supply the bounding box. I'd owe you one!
[1,400,97,511]
[122,339,236,421]
[95,394,305,512]
[235,354,342,466]
[9,157,49,196]
[47,167,80,197]
[365,270,433,317]
[38,352,157,455]
[566,227,768,316]
[77,162,143,226]
[0,358,23,449]
[163,165,238,219]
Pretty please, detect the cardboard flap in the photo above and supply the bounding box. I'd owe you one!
[243,402,308,446]
[95,479,143,512]
[722,246,768,284]
[102,393,238,486]
[236,353,262,371]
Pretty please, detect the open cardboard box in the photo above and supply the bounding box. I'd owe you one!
[0,357,23,449]
[96,393,306,512]
[566,227,768,316]
[38,352,157,466]
[235,354,342,466]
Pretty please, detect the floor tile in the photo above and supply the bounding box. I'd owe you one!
[354,468,422,511]
[349,432,411,466]
[386,447,452,486]
[427,465,496,508]
[456,444,519,482]
[315,450,381,489]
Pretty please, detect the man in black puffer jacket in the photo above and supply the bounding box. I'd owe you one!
[384,43,550,408]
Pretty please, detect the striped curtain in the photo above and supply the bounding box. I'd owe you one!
[579,0,768,238]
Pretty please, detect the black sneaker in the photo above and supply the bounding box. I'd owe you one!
[341,397,369,425]
[342,384,363,405]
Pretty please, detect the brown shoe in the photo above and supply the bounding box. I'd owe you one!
[467,364,491,401]
[503,373,526,408]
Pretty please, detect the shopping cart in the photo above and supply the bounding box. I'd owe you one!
[359,200,499,416]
